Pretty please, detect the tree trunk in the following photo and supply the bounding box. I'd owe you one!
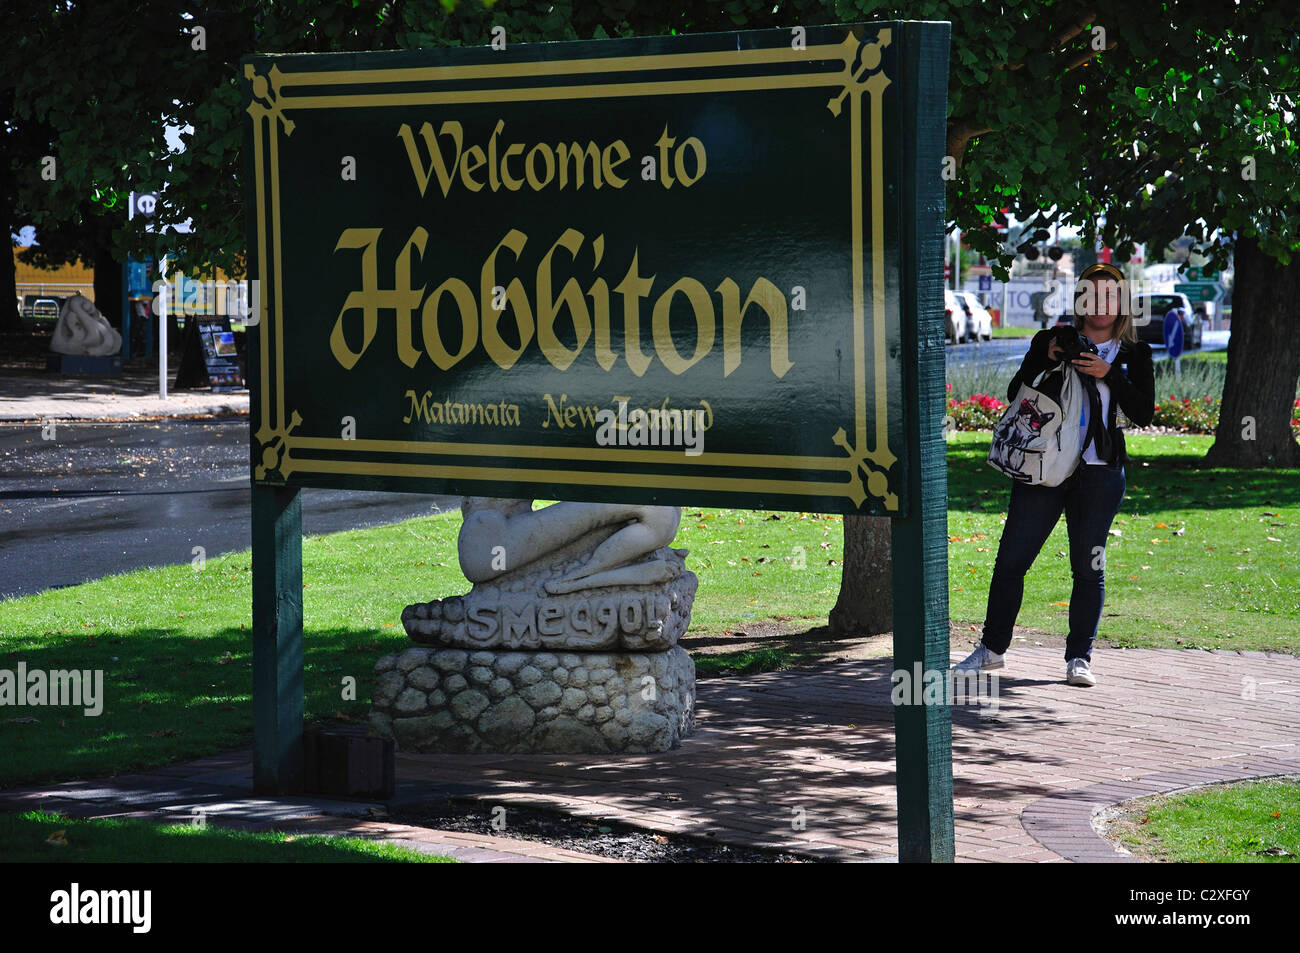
[0,241,18,333]
[828,515,893,636]
[93,242,122,329]
[1205,236,1300,468]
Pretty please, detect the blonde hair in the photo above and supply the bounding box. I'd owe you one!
[1073,264,1137,344]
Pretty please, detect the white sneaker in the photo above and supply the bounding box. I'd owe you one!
[954,643,1005,673]
[1066,658,1096,687]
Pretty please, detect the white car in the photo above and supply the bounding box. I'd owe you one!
[943,290,969,344]
[955,291,994,341]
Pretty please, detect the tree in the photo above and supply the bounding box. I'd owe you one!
[13,1,1294,634]
[827,0,1300,634]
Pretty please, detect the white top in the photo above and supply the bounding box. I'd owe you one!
[1082,337,1121,465]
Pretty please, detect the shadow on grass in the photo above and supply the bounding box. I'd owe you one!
[948,434,1300,514]
[0,625,408,789]
[3,810,447,862]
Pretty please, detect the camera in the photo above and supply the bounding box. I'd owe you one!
[1051,324,1099,362]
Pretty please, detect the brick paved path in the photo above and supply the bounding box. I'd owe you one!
[389,647,1299,861]
[3,648,1294,861]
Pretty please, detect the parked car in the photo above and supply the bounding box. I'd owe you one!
[1130,292,1202,349]
[955,291,994,341]
[943,289,969,344]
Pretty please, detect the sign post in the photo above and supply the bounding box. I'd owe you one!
[244,20,953,860]
[889,21,954,862]
[1173,281,1224,305]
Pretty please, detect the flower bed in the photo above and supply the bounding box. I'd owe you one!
[946,384,1008,430]
[946,383,1300,437]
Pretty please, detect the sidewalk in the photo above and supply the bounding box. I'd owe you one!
[0,366,248,421]
[2,646,1295,862]
[0,750,615,863]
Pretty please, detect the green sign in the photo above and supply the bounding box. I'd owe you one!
[243,23,929,515]
[243,22,955,862]
[1174,282,1224,303]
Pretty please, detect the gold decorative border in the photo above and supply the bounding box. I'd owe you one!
[245,28,899,510]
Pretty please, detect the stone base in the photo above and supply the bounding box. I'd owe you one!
[46,353,122,376]
[369,646,695,754]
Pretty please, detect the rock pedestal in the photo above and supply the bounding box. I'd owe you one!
[369,499,698,754]
[369,645,694,753]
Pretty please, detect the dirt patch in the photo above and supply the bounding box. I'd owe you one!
[388,799,828,863]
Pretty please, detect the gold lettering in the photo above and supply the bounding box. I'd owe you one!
[652,277,714,374]
[537,228,591,371]
[717,277,794,378]
[501,144,525,190]
[524,143,555,190]
[589,235,616,371]
[655,126,676,188]
[541,392,565,429]
[479,229,535,370]
[675,136,707,186]
[556,141,602,189]
[603,140,630,188]
[614,250,654,377]
[460,144,487,191]
[396,121,461,198]
[421,276,478,370]
[330,228,383,369]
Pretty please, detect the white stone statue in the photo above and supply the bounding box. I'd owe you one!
[49,293,121,357]
[403,497,696,652]
[458,497,683,594]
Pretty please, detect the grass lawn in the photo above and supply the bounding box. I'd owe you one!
[0,810,450,862]
[1,433,1296,787]
[991,326,1039,338]
[945,431,1300,651]
[1105,777,1299,862]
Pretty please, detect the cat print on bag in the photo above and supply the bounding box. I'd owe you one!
[989,396,1056,477]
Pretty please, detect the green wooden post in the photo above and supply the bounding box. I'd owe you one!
[890,20,955,863]
[252,483,304,795]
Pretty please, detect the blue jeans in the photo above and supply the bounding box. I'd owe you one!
[981,462,1127,662]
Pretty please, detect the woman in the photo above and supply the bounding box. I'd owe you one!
[955,263,1156,686]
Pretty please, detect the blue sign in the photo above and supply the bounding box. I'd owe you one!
[1162,309,1185,358]
[978,274,992,292]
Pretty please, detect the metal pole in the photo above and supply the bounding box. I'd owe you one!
[158,257,169,400]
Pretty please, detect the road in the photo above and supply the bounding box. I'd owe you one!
[0,419,459,599]
[947,328,1230,371]
[0,329,1233,600]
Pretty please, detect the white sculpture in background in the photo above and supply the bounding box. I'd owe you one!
[49,293,121,357]
[402,497,697,652]
[458,497,683,594]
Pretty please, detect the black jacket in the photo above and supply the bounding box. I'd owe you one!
[1006,329,1155,466]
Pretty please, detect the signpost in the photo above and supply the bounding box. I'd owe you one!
[244,21,953,861]
[1173,281,1224,304]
